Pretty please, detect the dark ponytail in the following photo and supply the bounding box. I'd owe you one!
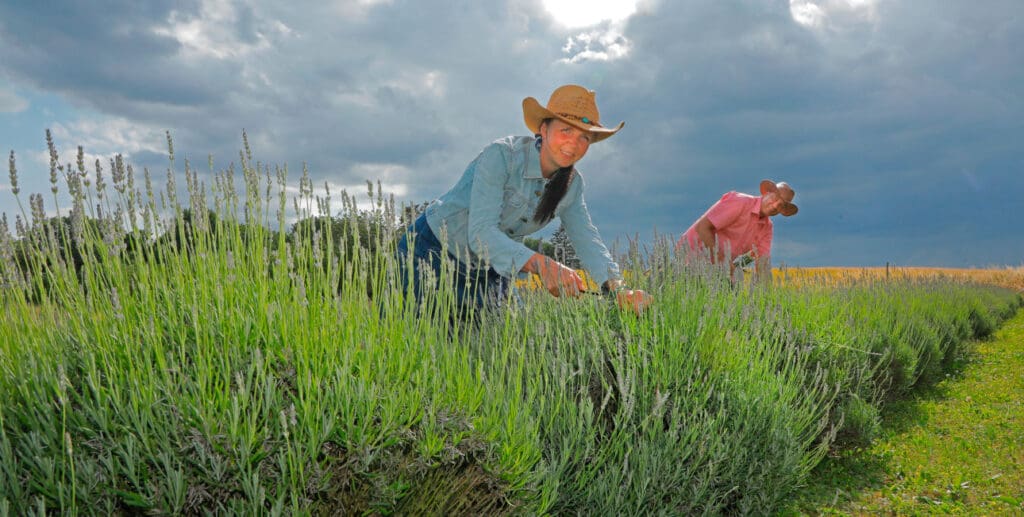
[533,164,574,224]
[532,120,577,225]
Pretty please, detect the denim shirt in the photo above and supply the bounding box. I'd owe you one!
[424,135,622,287]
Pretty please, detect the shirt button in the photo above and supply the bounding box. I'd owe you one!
[534,190,542,197]
[520,217,528,223]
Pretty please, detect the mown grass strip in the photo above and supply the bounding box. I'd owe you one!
[787,308,1024,515]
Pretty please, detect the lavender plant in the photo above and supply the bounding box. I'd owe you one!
[0,133,1020,515]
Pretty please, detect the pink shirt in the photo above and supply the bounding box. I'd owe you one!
[680,191,773,260]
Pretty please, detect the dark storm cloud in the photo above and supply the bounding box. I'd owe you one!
[0,0,579,227]
[0,0,1021,265]
[157,0,577,198]
[582,0,1023,266]
[0,0,223,106]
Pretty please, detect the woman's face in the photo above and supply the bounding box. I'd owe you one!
[539,119,592,176]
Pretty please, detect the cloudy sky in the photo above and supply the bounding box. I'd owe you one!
[1,0,1021,267]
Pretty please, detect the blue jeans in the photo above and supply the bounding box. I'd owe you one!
[396,215,510,315]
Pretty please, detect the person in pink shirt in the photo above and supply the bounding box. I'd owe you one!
[677,180,798,281]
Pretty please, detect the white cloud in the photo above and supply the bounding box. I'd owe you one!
[789,0,880,31]
[49,119,168,158]
[344,163,413,208]
[0,87,28,113]
[282,172,409,214]
[153,0,292,60]
[330,0,395,20]
[383,69,448,100]
[561,29,632,63]
[28,147,118,182]
[542,0,638,28]
[789,1,827,28]
[327,89,377,110]
[17,118,170,201]
[327,68,446,110]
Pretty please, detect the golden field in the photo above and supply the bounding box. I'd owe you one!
[515,266,1024,292]
[775,266,1024,291]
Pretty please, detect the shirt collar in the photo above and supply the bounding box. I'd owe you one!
[523,137,546,180]
[752,196,767,219]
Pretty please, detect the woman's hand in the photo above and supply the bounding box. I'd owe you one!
[615,289,653,314]
[523,253,585,297]
[603,279,653,314]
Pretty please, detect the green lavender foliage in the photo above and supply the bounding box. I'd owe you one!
[0,134,1020,515]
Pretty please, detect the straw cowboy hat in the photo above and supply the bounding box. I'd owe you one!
[759,180,799,216]
[522,85,624,143]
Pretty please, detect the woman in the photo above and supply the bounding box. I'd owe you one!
[397,84,651,315]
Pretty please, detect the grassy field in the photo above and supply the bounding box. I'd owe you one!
[787,307,1024,515]
[1,136,1022,514]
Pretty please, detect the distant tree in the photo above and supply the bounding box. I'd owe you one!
[288,204,406,298]
[523,236,555,259]
[550,224,580,269]
[3,213,122,301]
[399,201,431,229]
[154,208,219,255]
[289,209,397,261]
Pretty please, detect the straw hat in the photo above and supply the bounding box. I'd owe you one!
[522,85,624,143]
[759,180,799,216]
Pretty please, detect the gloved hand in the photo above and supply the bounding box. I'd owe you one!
[523,253,585,298]
[614,289,653,314]
[603,279,653,314]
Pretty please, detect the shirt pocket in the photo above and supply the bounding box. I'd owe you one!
[503,186,528,210]
[501,187,532,235]
[503,187,532,222]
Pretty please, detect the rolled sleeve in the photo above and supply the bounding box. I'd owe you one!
[559,175,620,287]
[466,144,537,277]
